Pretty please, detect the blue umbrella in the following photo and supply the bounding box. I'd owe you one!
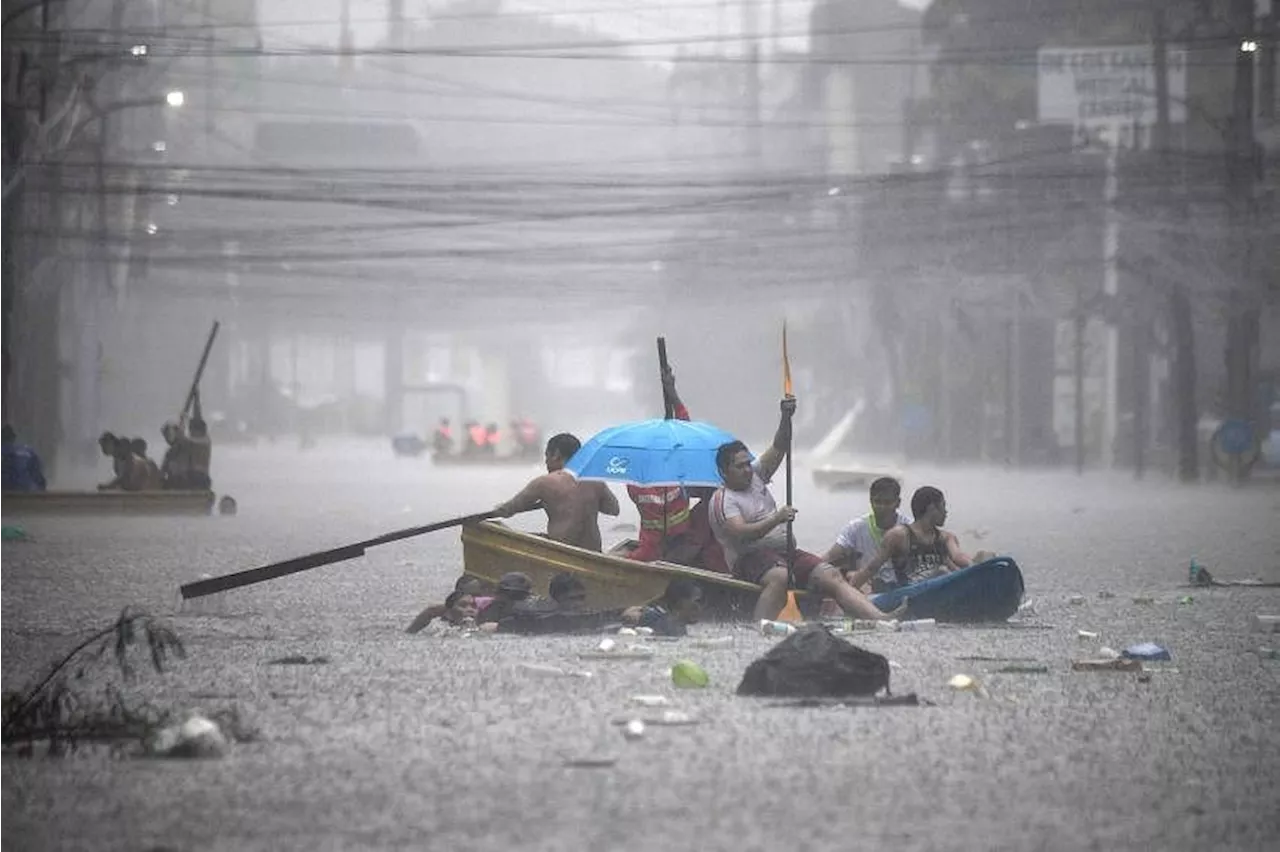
[565,418,742,488]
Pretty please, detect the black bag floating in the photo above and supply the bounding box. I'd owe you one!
[737,625,891,698]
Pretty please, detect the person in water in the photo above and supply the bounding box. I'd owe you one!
[494,433,620,552]
[2,424,47,492]
[857,486,992,593]
[823,477,913,594]
[708,395,904,623]
[406,575,495,634]
[623,578,704,637]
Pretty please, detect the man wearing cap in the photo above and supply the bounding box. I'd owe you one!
[494,432,620,552]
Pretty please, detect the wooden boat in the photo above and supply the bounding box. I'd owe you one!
[460,520,794,617]
[1,489,218,517]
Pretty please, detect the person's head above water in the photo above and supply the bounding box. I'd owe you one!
[454,575,489,596]
[549,573,588,610]
[543,433,580,472]
[715,440,753,491]
[496,572,533,601]
[910,486,947,527]
[129,437,148,457]
[661,578,703,624]
[442,590,478,624]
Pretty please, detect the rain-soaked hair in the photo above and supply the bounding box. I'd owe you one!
[869,477,901,499]
[444,590,473,611]
[454,575,487,594]
[662,578,702,607]
[911,486,945,519]
[549,573,586,602]
[129,437,147,456]
[99,431,118,449]
[715,440,749,472]
[545,432,580,461]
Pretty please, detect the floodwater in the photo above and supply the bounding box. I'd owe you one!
[4,440,1280,851]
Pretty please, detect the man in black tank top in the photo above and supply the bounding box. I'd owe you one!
[858,486,988,593]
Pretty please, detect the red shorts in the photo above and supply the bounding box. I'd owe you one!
[733,548,826,588]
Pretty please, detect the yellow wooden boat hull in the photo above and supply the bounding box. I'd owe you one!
[460,520,783,617]
[1,490,218,516]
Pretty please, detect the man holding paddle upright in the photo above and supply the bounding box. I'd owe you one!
[708,396,905,623]
[494,433,620,552]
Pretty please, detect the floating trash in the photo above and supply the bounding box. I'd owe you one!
[671,660,709,689]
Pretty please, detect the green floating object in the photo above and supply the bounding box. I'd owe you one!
[671,660,709,689]
[2,525,30,541]
[1178,595,1194,605]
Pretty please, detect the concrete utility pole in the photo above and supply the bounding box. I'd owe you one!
[1224,0,1262,483]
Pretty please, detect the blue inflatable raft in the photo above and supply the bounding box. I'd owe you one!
[869,556,1025,623]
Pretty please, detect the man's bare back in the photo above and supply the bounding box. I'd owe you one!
[496,470,620,552]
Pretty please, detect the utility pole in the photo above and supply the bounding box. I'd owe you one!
[1074,281,1085,475]
[1225,0,1261,484]
[1101,129,1120,469]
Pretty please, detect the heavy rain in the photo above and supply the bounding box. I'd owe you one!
[3,1,1279,850]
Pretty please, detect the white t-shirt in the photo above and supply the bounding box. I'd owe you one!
[833,510,912,584]
[709,464,787,569]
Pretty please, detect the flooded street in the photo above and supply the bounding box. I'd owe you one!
[4,443,1279,851]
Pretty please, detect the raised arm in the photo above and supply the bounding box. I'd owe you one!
[755,396,795,482]
[662,367,691,421]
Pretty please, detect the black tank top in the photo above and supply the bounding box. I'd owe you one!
[892,526,951,586]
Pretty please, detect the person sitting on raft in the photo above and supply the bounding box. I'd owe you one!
[493,433,620,552]
[129,437,164,490]
[707,394,905,623]
[97,432,150,492]
[622,578,704,638]
[622,366,729,573]
[852,486,994,594]
[823,476,912,594]
[406,575,495,634]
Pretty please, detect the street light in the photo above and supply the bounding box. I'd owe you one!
[165,90,185,107]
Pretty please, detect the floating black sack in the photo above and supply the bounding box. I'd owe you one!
[737,625,891,697]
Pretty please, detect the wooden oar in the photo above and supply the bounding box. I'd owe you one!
[180,509,505,599]
[179,321,220,425]
[781,321,795,578]
[657,336,674,420]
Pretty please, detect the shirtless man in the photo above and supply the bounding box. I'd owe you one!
[856,486,992,593]
[494,432,620,551]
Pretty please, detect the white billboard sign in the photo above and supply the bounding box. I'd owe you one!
[1038,45,1186,127]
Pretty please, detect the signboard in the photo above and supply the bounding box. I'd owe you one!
[1038,45,1187,128]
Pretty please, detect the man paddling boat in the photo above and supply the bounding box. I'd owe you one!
[708,395,903,623]
[494,432,620,552]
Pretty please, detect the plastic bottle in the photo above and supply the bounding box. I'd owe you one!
[1189,558,1200,585]
[760,620,797,637]
[898,619,936,632]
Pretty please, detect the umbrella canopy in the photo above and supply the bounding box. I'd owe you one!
[565,418,742,488]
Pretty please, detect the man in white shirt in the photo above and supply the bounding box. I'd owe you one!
[823,477,913,594]
[708,396,904,622]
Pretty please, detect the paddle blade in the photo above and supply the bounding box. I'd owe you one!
[782,321,793,397]
[181,543,367,599]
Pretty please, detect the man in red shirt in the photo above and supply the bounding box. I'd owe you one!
[624,368,729,573]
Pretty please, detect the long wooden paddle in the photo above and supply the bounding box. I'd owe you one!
[657,336,674,420]
[180,509,507,599]
[782,322,795,578]
[179,320,220,426]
